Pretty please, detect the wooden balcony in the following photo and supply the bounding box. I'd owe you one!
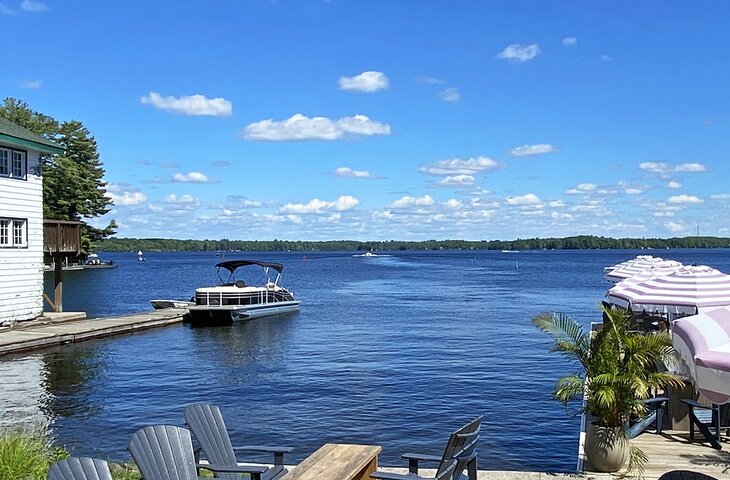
[43,219,83,255]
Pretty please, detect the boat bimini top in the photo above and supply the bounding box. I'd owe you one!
[214,259,285,286]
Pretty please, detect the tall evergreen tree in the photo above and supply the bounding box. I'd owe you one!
[0,98,116,255]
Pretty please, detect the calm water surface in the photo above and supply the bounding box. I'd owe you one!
[3,249,730,471]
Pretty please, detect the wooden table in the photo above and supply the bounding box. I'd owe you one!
[280,443,382,480]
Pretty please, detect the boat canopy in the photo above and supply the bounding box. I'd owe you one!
[215,259,284,273]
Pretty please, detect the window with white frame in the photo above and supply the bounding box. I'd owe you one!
[0,218,27,247]
[0,147,27,179]
[0,148,8,176]
[12,151,25,177]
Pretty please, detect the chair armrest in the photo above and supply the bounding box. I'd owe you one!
[400,452,441,474]
[232,445,294,454]
[400,453,441,462]
[371,471,424,480]
[681,398,711,409]
[232,445,294,466]
[197,463,268,475]
[644,396,669,405]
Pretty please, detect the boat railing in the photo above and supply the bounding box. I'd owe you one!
[196,289,295,306]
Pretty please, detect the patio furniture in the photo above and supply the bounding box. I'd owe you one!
[184,403,293,480]
[48,457,112,480]
[658,470,719,479]
[681,400,730,450]
[627,396,669,439]
[129,425,272,480]
[371,416,482,480]
[280,443,382,480]
[371,459,459,480]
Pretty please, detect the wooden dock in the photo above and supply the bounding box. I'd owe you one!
[0,308,187,356]
[583,430,730,479]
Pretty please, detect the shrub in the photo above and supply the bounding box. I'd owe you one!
[0,427,68,480]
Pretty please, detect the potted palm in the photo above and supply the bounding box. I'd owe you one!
[533,304,682,475]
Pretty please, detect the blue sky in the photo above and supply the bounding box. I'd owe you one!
[3,1,729,241]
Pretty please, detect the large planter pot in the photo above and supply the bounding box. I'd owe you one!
[584,423,629,472]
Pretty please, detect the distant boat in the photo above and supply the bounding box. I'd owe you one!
[353,251,389,257]
[137,250,146,261]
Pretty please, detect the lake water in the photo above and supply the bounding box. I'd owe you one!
[2,249,730,472]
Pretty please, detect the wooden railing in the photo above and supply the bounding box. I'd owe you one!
[43,219,82,254]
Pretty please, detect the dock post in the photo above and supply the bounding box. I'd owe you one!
[54,253,63,312]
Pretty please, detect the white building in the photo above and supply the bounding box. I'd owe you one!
[0,117,63,326]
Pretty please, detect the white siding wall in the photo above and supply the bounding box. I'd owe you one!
[0,148,43,325]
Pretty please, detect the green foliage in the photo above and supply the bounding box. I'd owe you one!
[0,98,116,255]
[534,306,683,476]
[97,235,730,252]
[0,427,68,480]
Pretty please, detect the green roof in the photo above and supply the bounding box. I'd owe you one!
[0,116,64,154]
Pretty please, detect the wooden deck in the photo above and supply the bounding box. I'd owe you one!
[584,430,730,479]
[0,308,187,356]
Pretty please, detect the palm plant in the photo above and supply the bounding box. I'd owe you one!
[533,304,683,474]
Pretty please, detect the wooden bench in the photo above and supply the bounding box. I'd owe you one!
[280,444,381,480]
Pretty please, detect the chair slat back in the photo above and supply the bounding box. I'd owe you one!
[129,425,198,480]
[184,403,239,480]
[433,458,458,480]
[435,415,482,479]
[48,457,112,480]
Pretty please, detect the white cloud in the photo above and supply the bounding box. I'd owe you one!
[562,37,578,46]
[141,91,232,117]
[339,71,389,92]
[242,113,391,141]
[280,195,359,214]
[0,3,15,15]
[506,193,541,205]
[496,43,541,63]
[711,194,730,200]
[664,221,685,233]
[510,144,558,157]
[19,79,42,89]
[108,191,147,206]
[163,194,199,206]
[420,156,499,175]
[415,76,447,85]
[437,175,475,187]
[548,200,565,208]
[21,0,49,12]
[667,181,682,189]
[624,188,643,195]
[440,88,460,102]
[172,171,212,183]
[601,55,611,62]
[565,183,597,194]
[334,167,378,179]
[640,162,707,175]
[391,195,435,208]
[667,194,703,204]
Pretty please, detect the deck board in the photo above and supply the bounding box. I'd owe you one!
[0,308,186,355]
[584,430,730,479]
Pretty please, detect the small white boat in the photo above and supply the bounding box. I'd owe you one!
[187,259,300,326]
[150,299,195,310]
[137,250,146,261]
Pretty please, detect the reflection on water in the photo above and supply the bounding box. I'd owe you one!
[4,249,730,470]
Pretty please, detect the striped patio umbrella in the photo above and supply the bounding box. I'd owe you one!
[672,307,730,404]
[604,255,683,283]
[607,265,730,317]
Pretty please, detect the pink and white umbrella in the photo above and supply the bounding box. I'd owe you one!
[604,255,682,283]
[607,265,730,317]
[672,307,730,404]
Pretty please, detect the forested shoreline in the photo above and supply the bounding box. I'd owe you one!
[98,235,730,252]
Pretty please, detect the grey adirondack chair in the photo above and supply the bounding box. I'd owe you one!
[48,457,112,480]
[184,403,293,480]
[129,425,272,480]
[371,415,482,480]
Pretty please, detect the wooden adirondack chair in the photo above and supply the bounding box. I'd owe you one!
[681,399,730,450]
[371,415,482,480]
[129,425,272,480]
[184,403,293,480]
[48,457,112,480]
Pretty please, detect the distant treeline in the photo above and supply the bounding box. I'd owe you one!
[97,235,730,252]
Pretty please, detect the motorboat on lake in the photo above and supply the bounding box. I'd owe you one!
[187,259,300,326]
[150,299,195,310]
